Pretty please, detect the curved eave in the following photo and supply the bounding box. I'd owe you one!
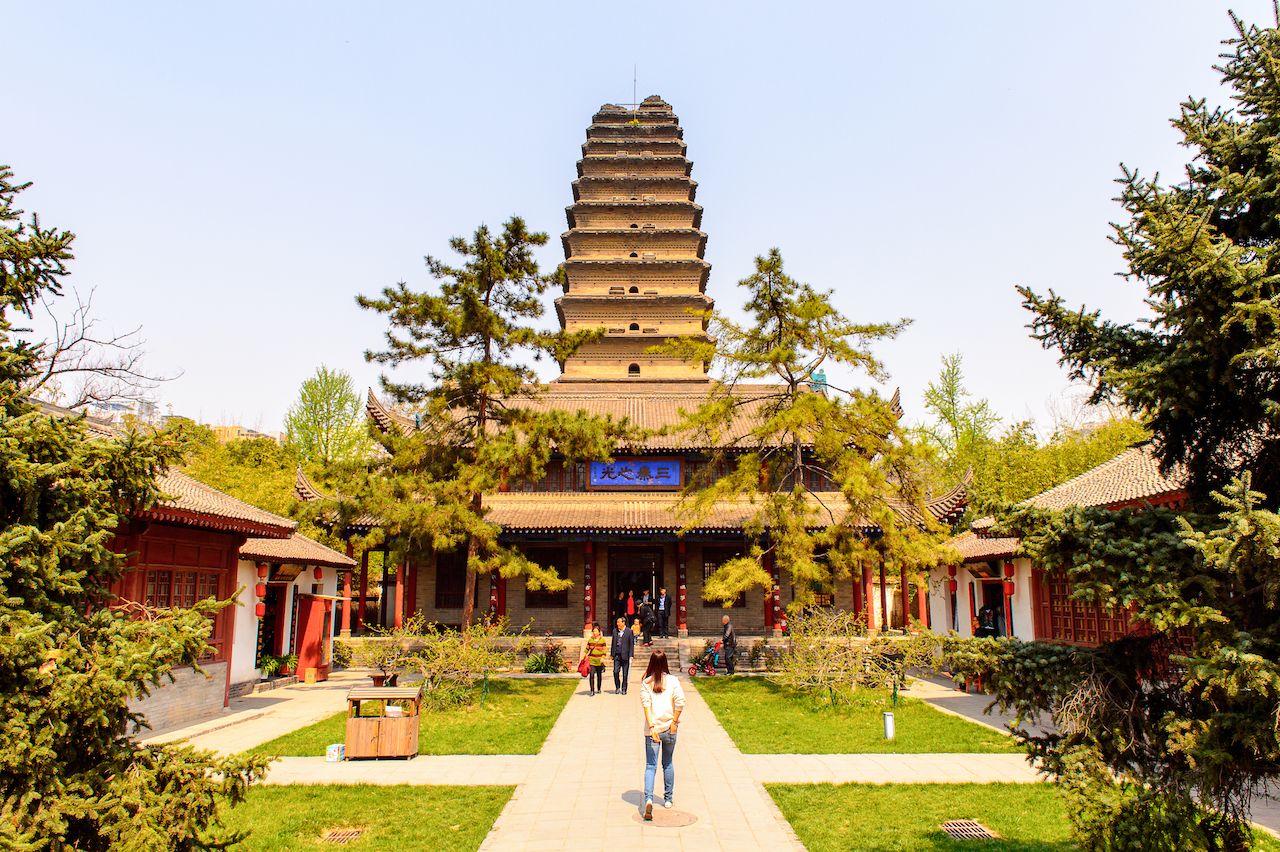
[366,388,414,435]
[137,506,294,539]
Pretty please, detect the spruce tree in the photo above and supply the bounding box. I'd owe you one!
[347,217,625,628]
[0,167,267,848]
[947,13,1280,850]
[666,249,947,609]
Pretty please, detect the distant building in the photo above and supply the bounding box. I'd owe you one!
[87,398,159,425]
[211,424,282,444]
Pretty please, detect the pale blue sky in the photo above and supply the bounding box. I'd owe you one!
[8,1,1274,432]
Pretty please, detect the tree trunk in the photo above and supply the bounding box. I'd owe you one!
[460,491,484,632]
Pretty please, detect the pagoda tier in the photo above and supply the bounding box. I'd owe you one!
[556,96,714,383]
[565,201,703,230]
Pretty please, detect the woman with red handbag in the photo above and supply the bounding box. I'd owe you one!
[584,622,607,696]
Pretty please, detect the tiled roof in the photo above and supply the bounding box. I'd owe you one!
[367,381,906,452]
[145,470,296,537]
[240,532,356,569]
[32,400,294,537]
[1026,444,1185,511]
[487,491,866,534]
[947,531,1019,562]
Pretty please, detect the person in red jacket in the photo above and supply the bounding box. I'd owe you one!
[626,590,636,626]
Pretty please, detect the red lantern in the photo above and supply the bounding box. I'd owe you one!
[313,566,323,581]
[254,601,266,618]
[1003,579,1016,597]
[948,578,958,593]
[1003,561,1015,578]
[257,562,269,580]
[254,582,267,598]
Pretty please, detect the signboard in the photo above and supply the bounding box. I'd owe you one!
[588,458,682,490]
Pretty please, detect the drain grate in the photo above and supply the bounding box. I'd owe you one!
[940,819,999,840]
[321,827,366,844]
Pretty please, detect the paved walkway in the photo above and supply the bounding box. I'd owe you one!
[142,671,364,754]
[479,677,805,852]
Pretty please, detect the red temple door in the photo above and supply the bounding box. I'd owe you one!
[293,595,332,681]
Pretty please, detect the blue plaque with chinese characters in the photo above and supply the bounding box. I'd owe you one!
[588,458,682,489]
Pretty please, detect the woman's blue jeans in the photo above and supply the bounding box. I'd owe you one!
[644,731,677,803]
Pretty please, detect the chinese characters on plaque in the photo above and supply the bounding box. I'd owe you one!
[588,459,682,488]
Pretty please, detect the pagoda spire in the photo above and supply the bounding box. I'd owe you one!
[555,96,713,382]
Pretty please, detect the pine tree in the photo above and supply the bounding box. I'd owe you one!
[344,217,626,628]
[0,166,267,848]
[665,249,948,610]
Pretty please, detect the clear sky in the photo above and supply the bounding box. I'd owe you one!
[8,1,1275,433]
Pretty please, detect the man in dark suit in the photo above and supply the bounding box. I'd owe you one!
[721,614,737,675]
[610,616,636,694]
[656,587,672,638]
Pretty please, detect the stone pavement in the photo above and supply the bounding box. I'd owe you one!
[479,676,805,852]
[142,670,363,754]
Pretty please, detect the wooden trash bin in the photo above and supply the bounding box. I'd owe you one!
[344,686,423,760]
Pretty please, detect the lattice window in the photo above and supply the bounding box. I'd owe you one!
[525,548,570,608]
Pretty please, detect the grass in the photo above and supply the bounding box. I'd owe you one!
[221,784,512,851]
[769,783,1073,851]
[695,677,1017,753]
[768,783,1280,852]
[250,678,576,757]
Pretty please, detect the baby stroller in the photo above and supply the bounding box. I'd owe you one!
[687,641,722,677]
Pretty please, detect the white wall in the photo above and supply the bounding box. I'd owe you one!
[926,558,1036,641]
[231,560,340,688]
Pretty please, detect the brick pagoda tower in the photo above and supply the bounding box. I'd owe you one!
[556,96,713,382]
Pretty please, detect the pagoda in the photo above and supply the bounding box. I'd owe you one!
[556,95,713,382]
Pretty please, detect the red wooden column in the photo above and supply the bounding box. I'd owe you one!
[877,561,889,634]
[341,541,354,637]
[583,540,595,635]
[766,548,784,635]
[967,580,977,634]
[394,561,406,629]
[862,563,875,631]
[763,548,774,630]
[676,541,689,637]
[916,578,929,628]
[406,559,417,618]
[356,550,369,634]
[899,567,911,631]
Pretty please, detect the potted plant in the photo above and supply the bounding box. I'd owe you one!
[258,654,282,680]
[279,653,299,677]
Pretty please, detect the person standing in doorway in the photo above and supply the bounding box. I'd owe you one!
[640,649,684,820]
[585,622,607,696]
[611,616,635,694]
[721,614,737,675]
[613,591,627,626]
[626,590,636,627]
[639,595,656,647]
[656,587,671,638]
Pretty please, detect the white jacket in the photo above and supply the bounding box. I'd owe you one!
[640,673,685,735]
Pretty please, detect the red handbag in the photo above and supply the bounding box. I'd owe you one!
[578,657,590,677]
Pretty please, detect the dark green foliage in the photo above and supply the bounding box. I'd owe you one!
[1020,14,1280,507]
[665,249,947,605]
[0,167,268,849]
[323,217,626,627]
[945,14,1280,849]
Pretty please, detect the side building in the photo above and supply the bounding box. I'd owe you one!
[929,444,1185,645]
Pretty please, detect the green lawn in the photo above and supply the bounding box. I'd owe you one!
[770,783,1071,851]
[695,677,1017,753]
[221,785,511,851]
[768,783,1280,852]
[251,678,576,757]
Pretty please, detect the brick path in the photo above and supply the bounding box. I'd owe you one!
[479,676,805,852]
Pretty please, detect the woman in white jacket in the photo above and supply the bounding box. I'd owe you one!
[639,649,685,820]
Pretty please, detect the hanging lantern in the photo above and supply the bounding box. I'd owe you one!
[254,601,266,618]
[257,563,269,580]
[254,582,267,598]
[1003,579,1016,597]
[947,578,958,593]
[313,566,323,581]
